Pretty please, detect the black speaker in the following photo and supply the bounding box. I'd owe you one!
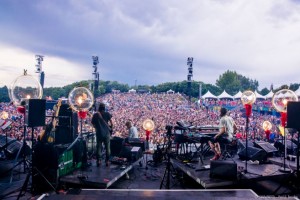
[25,99,46,127]
[119,145,132,160]
[55,125,74,144]
[287,102,300,129]
[210,160,237,180]
[274,139,297,155]
[253,141,278,156]
[238,146,267,162]
[110,137,124,157]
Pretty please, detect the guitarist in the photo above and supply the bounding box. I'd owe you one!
[91,103,113,167]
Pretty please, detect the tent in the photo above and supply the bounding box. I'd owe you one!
[128,89,136,93]
[233,91,243,99]
[167,89,175,94]
[264,90,274,99]
[202,90,218,99]
[255,90,266,99]
[217,90,233,99]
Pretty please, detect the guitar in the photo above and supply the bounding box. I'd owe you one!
[47,99,62,143]
[39,99,62,143]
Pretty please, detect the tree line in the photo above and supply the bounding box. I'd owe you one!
[0,70,299,102]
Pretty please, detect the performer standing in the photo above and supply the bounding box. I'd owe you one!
[91,103,113,167]
[208,107,237,161]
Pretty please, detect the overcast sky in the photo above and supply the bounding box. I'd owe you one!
[0,0,300,90]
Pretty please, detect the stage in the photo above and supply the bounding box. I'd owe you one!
[59,159,136,189]
[170,156,292,189]
[36,189,298,200]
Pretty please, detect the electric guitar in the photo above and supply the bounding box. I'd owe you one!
[47,99,62,143]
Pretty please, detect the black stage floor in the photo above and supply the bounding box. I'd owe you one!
[1,153,300,199]
[35,189,299,200]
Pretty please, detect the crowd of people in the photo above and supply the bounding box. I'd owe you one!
[0,93,298,149]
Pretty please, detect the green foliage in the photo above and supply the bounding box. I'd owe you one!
[216,70,259,95]
[289,83,300,91]
[260,87,270,96]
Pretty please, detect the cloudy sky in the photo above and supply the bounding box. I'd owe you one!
[0,0,300,89]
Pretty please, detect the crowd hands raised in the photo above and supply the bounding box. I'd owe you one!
[0,93,298,146]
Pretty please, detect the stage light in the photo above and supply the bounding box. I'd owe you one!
[10,70,43,106]
[0,111,8,120]
[142,119,155,131]
[272,89,298,113]
[68,87,94,113]
[262,121,272,131]
[241,90,256,105]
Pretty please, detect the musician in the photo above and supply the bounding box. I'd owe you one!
[125,121,139,139]
[91,103,113,167]
[208,107,237,161]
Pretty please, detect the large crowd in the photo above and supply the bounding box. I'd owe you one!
[0,93,298,147]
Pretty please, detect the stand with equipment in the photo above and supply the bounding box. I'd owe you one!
[241,90,256,174]
[160,125,174,189]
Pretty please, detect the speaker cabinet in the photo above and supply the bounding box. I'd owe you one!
[287,102,300,129]
[110,137,124,157]
[210,160,237,180]
[238,146,267,162]
[253,141,278,156]
[25,99,46,127]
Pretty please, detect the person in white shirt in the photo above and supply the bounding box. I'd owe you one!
[125,121,139,139]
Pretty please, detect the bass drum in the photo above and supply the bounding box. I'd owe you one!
[84,134,97,155]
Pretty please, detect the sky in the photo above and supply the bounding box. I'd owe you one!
[0,0,300,90]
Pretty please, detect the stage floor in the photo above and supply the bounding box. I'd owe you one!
[37,189,298,200]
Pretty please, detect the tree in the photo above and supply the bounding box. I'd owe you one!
[260,87,270,96]
[216,70,259,94]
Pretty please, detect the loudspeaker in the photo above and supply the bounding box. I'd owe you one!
[238,146,267,162]
[128,139,146,152]
[25,99,46,127]
[287,102,300,129]
[110,137,124,156]
[55,126,74,144]
[253,141,278,156]
[119,146,132,160]
[210,160,237,180]
[274,139,297,155]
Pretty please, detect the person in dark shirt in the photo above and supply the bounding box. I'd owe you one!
[91,103,113,167]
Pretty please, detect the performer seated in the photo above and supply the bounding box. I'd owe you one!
[125,121,139,142]
[208,107,237,161]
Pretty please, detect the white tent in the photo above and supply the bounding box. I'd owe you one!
[128,89,136,93]
[217,90,233,99]
[264,90,274,99]
[167,89,175,94]
[255,90,266,99]
[233,91,243,99]
[202,90,218,99]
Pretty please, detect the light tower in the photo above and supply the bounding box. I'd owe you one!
[35,55,45,89]
[187,57,193,103]
[92,55,99,97]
